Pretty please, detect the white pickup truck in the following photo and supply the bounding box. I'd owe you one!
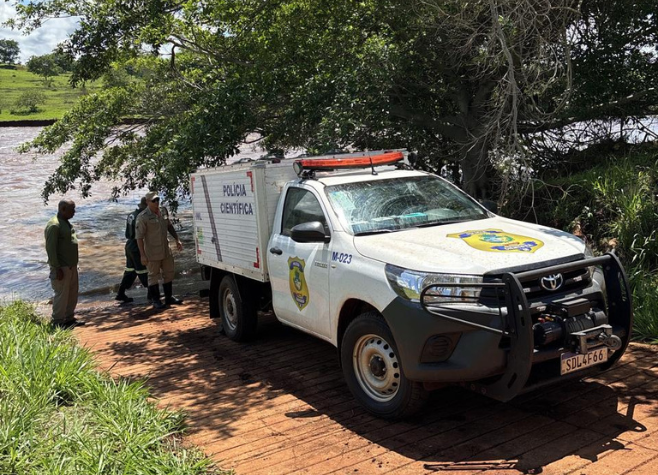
[191,150,633,418]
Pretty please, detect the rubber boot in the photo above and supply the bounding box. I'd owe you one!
[163,281,183,306]
[149,285,166,310]
[115,285,134,303]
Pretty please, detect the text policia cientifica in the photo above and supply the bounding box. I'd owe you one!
[219,202,254,215]
[219,182,253,214]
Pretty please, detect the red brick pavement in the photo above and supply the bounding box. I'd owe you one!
[72,297,658,475]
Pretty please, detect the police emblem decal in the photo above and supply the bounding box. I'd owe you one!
[288,257,310,310]
[447,229,544,253]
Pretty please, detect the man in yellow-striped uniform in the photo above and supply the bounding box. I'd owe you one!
[115,197,151,303]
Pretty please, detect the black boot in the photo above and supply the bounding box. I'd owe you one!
[163,282,183,306]
[149,285,166,310]
[115,285,134,303]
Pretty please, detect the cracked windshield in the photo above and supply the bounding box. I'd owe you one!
[326,175,489,235]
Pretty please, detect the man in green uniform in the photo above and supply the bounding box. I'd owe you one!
[44,199,83,328]
[115,197,150,303]
[136,191,184,309]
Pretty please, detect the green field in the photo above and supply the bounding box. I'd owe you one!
[0,65,97,121]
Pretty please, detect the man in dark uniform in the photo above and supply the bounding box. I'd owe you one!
[136,191,184,309]
[45,199,83,328]
[115,197,150,303]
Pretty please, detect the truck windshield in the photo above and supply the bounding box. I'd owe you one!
[325,175,489,235]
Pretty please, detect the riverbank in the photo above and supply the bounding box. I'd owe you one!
[33,267,209,322]
[0,66,97,121]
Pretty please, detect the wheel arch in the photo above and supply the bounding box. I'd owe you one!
[336,298,379,365]
[210,268,270,317]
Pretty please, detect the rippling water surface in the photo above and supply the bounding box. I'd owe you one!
[0,127,263,303]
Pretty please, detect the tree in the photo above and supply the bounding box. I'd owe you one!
[12,90,46,114]
[8,0,657,205]
[26,54,63,86]
[0,39,20,64]
[51,50,74,72]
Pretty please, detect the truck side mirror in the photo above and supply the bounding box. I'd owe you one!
[290,221,330,243]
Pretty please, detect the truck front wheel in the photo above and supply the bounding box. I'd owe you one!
[341,312,428,419]
[218,275,257,341]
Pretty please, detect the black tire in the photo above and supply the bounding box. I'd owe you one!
[341,311,428,419]
[218,275,257,341]
[209,271,221,320]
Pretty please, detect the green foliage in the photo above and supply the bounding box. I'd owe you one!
[6,1,657,209]
[11,90,46,114]
[26,53,63,86]
[0,39,20,64]
[0,301,226,474]
[519,149,658,264]
[570,1,658,118]
[9,0,655,206]
[633,275,658,343]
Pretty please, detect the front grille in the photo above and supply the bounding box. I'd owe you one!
[480,267,591,305]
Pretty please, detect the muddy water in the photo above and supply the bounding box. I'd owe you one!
[0,127,264,304]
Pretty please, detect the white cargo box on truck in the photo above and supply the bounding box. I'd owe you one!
[191,161,298,281]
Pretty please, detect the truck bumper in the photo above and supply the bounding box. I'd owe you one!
[381,253,633,402]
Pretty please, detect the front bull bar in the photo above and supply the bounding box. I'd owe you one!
[420,252,633,402]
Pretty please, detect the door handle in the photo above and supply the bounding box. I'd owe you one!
[269,247,283,255]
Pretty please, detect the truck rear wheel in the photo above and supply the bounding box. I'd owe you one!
[218,275,257,341]
[341,312,428,419]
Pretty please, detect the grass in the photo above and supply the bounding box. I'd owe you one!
[0,300,230,475]
[0,64,97,121]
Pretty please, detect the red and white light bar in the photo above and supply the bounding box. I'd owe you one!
[293,151,404,176]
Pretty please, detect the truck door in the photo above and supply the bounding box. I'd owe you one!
[268,186,332,338]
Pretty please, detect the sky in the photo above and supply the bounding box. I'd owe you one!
[0,3,79,63]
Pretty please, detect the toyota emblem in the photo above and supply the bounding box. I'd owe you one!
[540,274,564,291]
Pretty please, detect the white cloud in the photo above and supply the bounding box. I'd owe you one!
[0,3,79,63]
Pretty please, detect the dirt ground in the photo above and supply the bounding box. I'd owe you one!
[69,288,658,475]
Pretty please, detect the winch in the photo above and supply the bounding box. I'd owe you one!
[532,297,622,353]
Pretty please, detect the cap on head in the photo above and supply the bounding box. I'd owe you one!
[145,191,159,203]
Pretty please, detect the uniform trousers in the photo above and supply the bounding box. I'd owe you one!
[146,255,175,285]
[50,266,79,323]
[120,246,149,289]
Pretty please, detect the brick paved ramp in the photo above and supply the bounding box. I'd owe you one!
[75,298,658,475]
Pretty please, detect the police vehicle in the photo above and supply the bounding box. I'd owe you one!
[190,150,632,418]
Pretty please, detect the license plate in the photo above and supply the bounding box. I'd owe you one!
[560,348,609,375]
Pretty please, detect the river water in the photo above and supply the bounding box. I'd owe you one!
[0,127,263,304]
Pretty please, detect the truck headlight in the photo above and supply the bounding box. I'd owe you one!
[385,264,483,305]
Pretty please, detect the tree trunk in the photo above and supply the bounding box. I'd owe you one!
[460,135,490,200]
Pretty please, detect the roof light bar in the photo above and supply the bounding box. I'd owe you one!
[293,151,404,176]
